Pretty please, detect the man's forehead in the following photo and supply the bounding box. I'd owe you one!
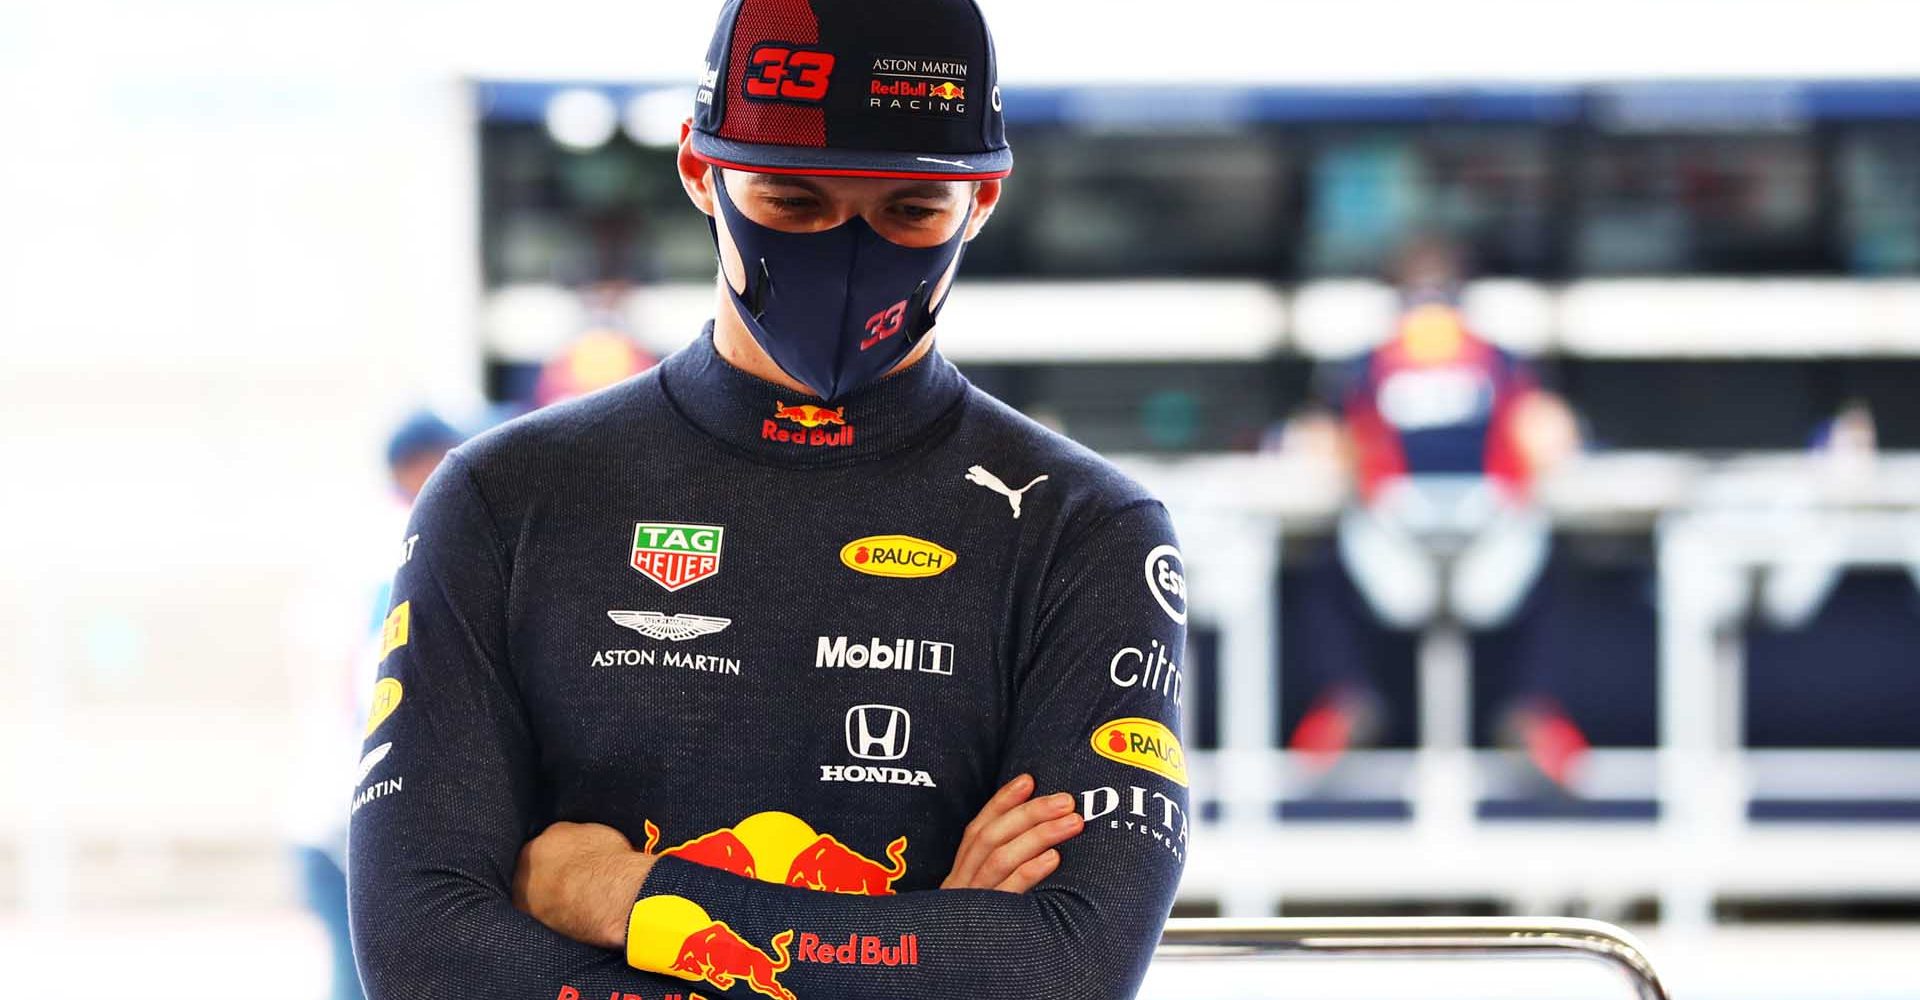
[741,172,966,201]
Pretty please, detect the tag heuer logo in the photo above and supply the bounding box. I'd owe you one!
[630,522,725,592]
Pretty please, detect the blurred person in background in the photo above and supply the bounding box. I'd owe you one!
[1285,237,1590,787]
[534,328,658,408]
[283,409,463,1000]
[348,2,1188,999]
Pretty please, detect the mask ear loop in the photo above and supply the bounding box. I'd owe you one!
[904,191,977,345]
[710,165,775,319]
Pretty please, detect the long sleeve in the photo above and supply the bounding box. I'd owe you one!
[347,453,711,1000]
[625,500,1190,1000]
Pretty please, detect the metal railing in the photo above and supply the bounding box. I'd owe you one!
[1152,918,1670,1000]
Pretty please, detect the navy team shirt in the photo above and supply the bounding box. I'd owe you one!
[348,323,1191,1000]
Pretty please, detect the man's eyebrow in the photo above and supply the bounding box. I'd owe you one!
[747,175,829,196]
[889,182,959,201]
[745,175,958,201]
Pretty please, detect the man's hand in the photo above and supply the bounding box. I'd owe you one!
[513,821,655,950]
[941,773,1084,892]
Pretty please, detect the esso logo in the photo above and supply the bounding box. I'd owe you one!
[742,43,836,103]
[1144,544,1187,625]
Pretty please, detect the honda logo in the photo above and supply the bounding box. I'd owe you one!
[845,704,910,761]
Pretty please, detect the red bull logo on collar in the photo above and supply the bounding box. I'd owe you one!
[772,402,846,429]
[767,402,854,448]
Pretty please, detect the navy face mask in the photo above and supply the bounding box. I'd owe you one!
[708,168,972,401]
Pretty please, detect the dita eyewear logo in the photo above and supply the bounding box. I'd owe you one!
[630,522,725,592]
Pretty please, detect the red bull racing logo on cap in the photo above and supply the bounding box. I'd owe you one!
[868,54,968,118]
[631,522,725,592]
[767,402,854,448]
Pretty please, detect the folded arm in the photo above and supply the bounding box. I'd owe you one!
[348,454,699,1000]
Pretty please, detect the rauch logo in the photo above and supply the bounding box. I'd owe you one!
[1091,716,1188,787]
[839,535,956,579]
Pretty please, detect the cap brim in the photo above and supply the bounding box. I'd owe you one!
[691,130,1011,182]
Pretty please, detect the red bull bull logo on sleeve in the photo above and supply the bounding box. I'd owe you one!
[628,895,796,1000]
[644,820,758,879]
[784,832,908,894]
[642,811,909,895]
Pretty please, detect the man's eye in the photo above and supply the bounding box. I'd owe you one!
[894,205,940,222]
[764,197,818,212]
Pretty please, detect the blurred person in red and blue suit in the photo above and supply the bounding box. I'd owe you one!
[1285,238,1589,788]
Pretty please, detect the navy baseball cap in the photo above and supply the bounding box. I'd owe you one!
[690,0,1011,181]
[385,409,464,469]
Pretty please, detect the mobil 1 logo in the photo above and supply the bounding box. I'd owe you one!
[816,635,954,676]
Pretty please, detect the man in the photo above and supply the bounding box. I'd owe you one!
[348,3,1191,999]
[1287,239,1588,785]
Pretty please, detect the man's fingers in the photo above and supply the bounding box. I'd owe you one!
[975,810,1083,887]
[993,849,1060,893]
[973,791,1076,857]
[950,774,1036,883]
[972,774,1035,830]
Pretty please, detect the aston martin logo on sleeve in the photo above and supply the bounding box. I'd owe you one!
[607,611,734,642]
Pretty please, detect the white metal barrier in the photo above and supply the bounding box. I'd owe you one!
[1144,918,1670,1000]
